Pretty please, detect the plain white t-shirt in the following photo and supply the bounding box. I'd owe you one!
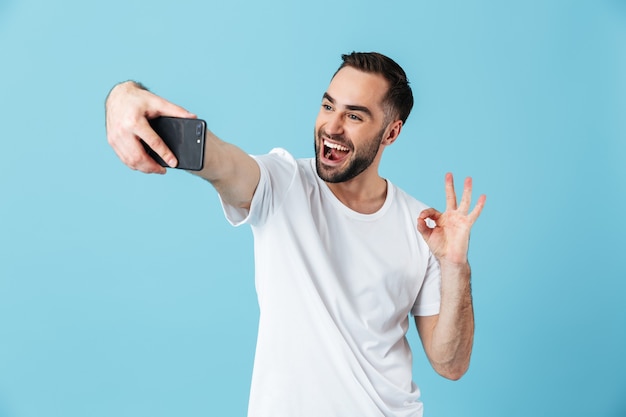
[221,148,441,417]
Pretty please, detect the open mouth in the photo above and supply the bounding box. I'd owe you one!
[322,139,350,162]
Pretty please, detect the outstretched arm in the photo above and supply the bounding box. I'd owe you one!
[415,173,486,380]
[105,81,259,209]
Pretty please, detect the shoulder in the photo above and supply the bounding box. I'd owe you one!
[254,147,297,168]
[254,148,313,173]
[251,148,319,198]
[252,148,300,182]
[389,182,430,213]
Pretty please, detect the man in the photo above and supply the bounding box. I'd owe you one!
[105,52,486,417]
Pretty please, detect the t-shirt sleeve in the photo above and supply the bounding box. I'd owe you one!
[220,148,297,227]
[411,251,441,316]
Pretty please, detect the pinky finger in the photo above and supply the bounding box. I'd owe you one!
[469,194,487,222]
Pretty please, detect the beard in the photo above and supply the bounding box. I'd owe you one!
[314,126,385,183]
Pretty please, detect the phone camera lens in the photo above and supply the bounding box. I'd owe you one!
[196,124,202,136]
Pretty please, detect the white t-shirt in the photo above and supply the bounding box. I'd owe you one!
[221,148,441,417]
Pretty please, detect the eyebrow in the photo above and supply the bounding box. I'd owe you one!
[323,92,373,118]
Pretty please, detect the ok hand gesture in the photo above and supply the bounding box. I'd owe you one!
[417,173,486,266]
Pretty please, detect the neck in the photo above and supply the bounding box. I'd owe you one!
[325,169,388,214]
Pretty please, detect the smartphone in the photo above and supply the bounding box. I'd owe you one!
[143,117,206,171]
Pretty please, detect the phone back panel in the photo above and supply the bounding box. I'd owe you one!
[145,117,206,171]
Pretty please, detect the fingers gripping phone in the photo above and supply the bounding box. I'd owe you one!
[143,117,206,171]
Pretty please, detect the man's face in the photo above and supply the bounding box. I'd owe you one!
[314,67,391,183]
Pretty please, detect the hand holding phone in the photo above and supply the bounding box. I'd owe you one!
[106,81,198,174]
[143,117,206,171]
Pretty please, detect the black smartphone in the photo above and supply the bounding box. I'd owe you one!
[143,117,206,171]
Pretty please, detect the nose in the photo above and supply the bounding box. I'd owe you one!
[324,112,344,136]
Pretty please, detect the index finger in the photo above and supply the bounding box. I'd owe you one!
[468,194,487,223]
[136,118,178,168]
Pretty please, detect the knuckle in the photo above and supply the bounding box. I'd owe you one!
[126,154,143,169]
[120,117,139,135]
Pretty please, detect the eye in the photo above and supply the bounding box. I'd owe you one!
[322,104,333,111]
[348,114,362,121]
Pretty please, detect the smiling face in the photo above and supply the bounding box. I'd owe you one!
[314,66,398,184]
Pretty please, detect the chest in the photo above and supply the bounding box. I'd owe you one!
[301,196,427,319]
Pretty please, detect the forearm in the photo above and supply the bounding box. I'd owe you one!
[190,129,260,210]
[423,261,475,380]
[415,173,484,380]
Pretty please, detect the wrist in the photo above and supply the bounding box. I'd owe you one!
[125,80,148,91]
[438,258,471,275]
[111,80,147,96]
[106,81,134,104]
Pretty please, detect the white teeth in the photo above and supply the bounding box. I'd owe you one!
[323,140,349,152]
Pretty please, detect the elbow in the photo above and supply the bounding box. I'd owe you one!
[427,340,473,381]
[434,361,470,381]
[440,368,466,381]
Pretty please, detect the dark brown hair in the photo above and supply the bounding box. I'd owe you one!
[335,52,414,124]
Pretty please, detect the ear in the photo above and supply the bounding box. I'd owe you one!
[381,120,403,146]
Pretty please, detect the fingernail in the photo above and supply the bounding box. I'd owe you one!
[167,158,177,167]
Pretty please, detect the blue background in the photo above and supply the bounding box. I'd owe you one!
[1,0,625,416]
